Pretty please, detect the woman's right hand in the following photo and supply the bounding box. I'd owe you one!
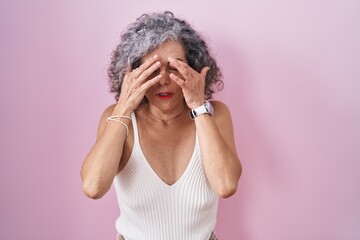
[115,55,162,113]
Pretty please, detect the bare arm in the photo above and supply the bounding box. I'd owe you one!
[194,101,242,198]
[169,57,242,198]
[80,105,131,199]
[81,54,162,199]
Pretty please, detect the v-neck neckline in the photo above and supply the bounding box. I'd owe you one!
[132,112,198,188]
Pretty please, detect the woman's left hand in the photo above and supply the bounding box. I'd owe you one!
[168,57,209,109]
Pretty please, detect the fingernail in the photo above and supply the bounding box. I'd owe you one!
[168,57,174,62]
[153,55,158,59]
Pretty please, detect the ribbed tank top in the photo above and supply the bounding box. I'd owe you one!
[113,113,219,240]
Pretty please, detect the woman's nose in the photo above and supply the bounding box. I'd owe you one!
[158,71,170,86]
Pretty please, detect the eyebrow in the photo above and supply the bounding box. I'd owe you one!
[169,58,186,65]
[141,57,185,65]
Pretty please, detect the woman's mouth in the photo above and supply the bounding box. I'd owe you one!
[156,92,174,100]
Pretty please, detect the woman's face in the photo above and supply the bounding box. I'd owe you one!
[141,41,187,111]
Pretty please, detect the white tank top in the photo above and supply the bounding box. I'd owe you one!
[113,113,219,240]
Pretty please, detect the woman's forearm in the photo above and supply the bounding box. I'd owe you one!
[81,106,131,199]
[195,107,242,198]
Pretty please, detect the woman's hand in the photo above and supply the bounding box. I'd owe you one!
[116,55,163,112]
[168,56,209,109]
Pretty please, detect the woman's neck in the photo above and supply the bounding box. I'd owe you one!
[146,103,189,124]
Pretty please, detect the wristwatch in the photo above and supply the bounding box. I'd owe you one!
[189,101,214,120]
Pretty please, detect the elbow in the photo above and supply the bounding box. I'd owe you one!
[217,164,242,198]
[82,181,105,200]
[217,183,238,198]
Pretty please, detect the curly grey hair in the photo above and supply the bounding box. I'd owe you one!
[107,11,223,102]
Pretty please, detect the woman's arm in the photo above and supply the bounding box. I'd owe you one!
[194,100,242,198]
[168,57,242,198]
[80,104,131,199]
[81,54,162,199]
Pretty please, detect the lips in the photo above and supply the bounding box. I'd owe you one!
[156,92,174,99]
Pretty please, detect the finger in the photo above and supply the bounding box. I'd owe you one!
[137,61,161,83]
[123,65,133,83]
[126,65,132,74]
[169,73,185,88]
[132,67,139,73]
[200,66,210,79]
[133,54,159,78]
[139,75,163,92]
[168,57,195,80]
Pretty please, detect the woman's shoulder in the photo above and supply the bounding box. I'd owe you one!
[96,103,136,139]
[100,104,117,120]
[96,104,117,135]
[209,100,232,123]
[209,100,230,114]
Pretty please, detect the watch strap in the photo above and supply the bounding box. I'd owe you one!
[189,101,214,119]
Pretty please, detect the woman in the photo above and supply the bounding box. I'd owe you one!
[81,11,242,240]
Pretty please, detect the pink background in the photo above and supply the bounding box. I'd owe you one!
[1,0,359,239]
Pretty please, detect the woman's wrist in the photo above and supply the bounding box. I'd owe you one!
[188,100,206,109]
[112,103,133,117]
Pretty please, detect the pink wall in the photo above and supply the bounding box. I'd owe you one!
[1,0,359,239]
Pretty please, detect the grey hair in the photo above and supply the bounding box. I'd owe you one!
[107,11,223,102]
